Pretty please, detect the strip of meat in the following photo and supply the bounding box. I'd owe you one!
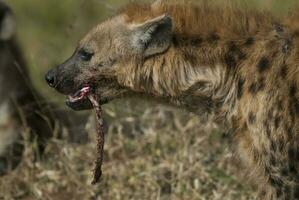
[88,94,105,185]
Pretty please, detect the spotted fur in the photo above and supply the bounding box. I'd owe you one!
[50,1,299,199]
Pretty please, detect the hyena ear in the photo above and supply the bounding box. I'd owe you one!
[131,14,173,57]
[0,9,16,40]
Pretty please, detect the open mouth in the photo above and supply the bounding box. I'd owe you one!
[65,86,93,111]
[68,86,91,103]
[65,85,110,111]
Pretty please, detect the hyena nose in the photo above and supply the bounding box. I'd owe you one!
[45,69,57,87]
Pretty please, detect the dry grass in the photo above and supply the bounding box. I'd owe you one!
[0,100,256,200]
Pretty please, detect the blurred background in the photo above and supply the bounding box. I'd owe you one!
[0,0,297,199]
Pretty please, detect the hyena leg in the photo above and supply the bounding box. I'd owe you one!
[237,135,299,200]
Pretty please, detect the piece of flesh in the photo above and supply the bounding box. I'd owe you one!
[88,94,105,184]
[67,86,105,184]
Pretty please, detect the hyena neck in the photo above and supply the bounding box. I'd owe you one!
[120,34,252,124]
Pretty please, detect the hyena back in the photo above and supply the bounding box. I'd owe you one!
[46,1,299,199]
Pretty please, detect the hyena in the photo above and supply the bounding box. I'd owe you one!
[0,1,57,174]
[46,0,299,199]
[0,1,84,175]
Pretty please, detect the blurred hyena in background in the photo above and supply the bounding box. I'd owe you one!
[0,1,86,175]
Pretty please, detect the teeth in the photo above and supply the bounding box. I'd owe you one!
[81,87,91,94]
[68,86,91,103]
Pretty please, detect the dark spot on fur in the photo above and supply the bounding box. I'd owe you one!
[245,37,254,46]
[228,41,237,52]
[288,148,295,160]
[248,112,256,124]
[257,57,270,73]
[289,83,297,98]
[281,168,288,176]
[249,78,265,94]
[237,78,245,99]
[289,101,299,121]
[207,33,220,43]
[289,83,299,115]
[249,83,258,94]
[180,37,190,46]
[280,65,288,79]
[224,54,236,68]
[191,38,202,47]
[161,57,166,67]
[288,163,297,174]
[289,147,299,163]
[226,41,246,62]
[224,41,246,68]
[172,36,179,47]
[294,101,299,115]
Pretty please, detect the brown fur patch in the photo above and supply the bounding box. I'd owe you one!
[122,1,276,39]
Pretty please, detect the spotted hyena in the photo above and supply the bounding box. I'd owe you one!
[0,1,59,174]
[46,0,299,199]
[0,1,87,175]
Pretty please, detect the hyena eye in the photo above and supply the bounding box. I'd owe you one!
[78,49,94,61]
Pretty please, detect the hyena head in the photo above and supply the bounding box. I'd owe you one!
[0,2,15,42]
[46,4,173,110]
